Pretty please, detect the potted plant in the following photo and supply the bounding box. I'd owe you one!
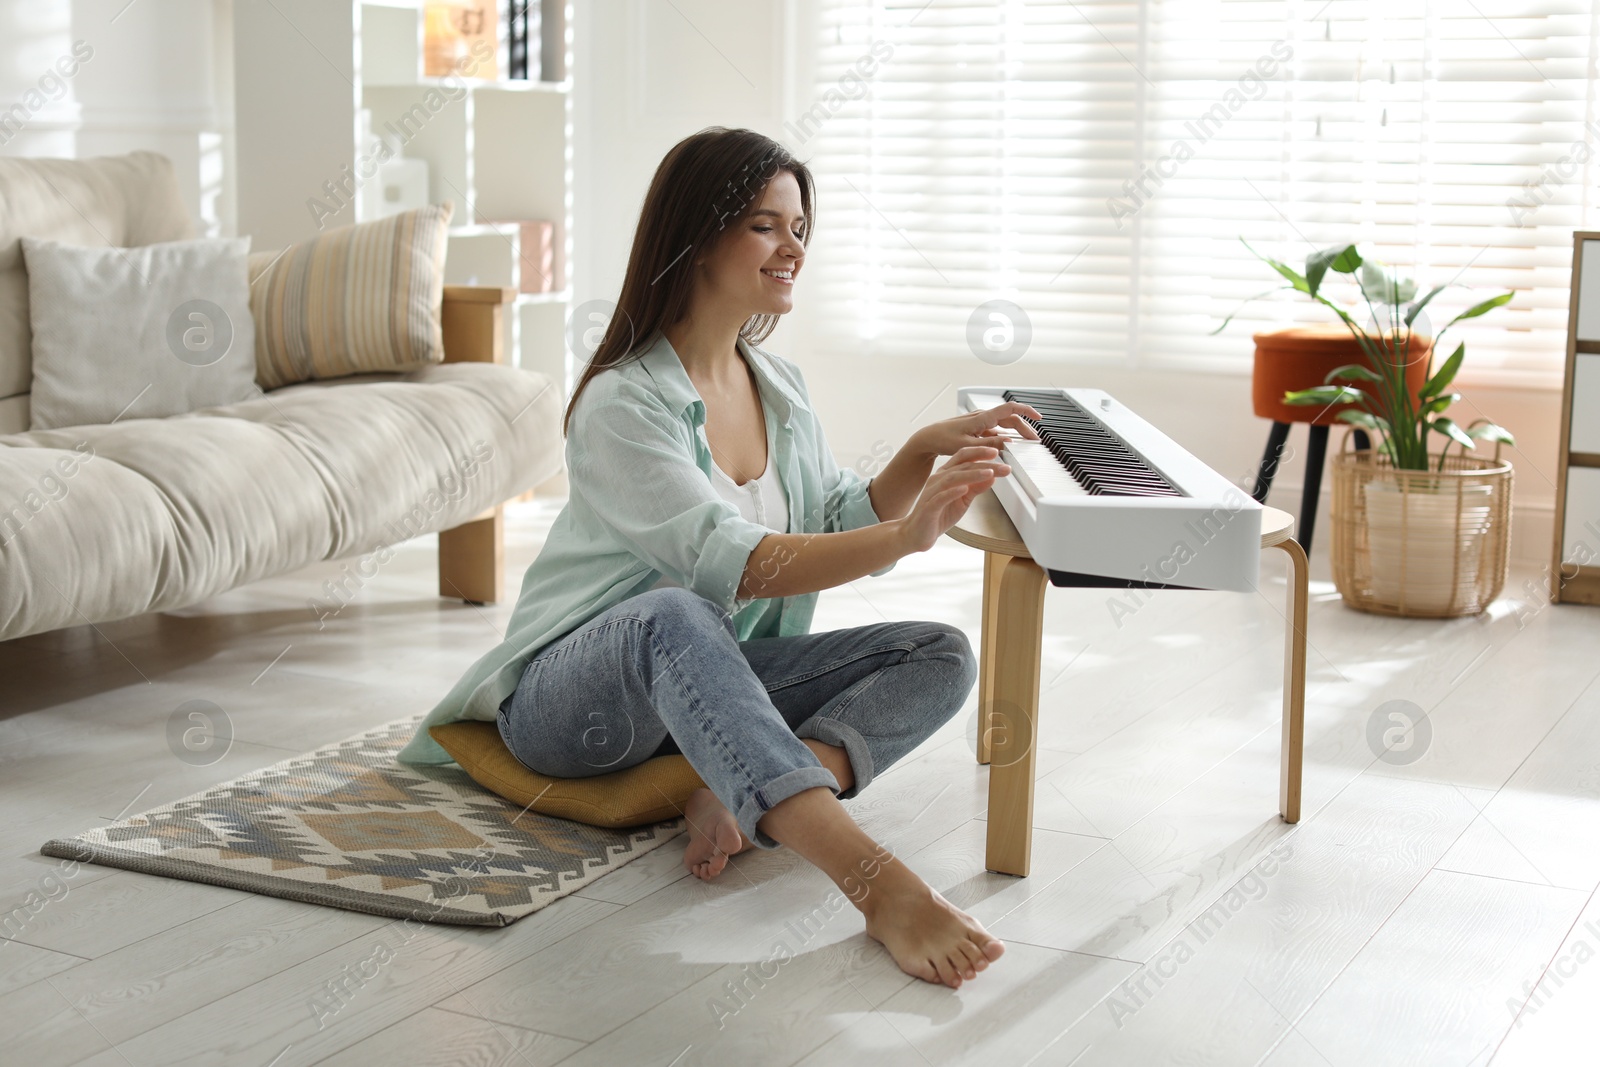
[1225,241,1517,617]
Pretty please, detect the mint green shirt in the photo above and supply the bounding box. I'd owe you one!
[398,332,895,765]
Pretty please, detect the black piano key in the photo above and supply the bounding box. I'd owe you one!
[1004,388,1181,497]
[1075,463,1167,482]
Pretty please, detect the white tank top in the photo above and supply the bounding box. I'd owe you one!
[708,453,787,530]
[650,452,788,598]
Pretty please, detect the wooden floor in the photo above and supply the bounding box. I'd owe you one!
[3,499,1598,1066]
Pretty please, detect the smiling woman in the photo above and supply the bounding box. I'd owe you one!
[402,126,1044,991]
[560,127,816,436]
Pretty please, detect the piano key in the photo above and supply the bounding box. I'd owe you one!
[1006,387,1180,498]
[1002,440,1088,499]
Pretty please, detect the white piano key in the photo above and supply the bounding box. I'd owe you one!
[1004,440,1087,500]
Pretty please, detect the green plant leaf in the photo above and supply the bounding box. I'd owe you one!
[1405,284,1449,325]
[1242,238,1312,295]
[1421,392,1461,415]
[1307,244,1362,297]
[1336,409,1390,433]
[1439,291,1515,333]
[1324,363,1382,383]
[1419,343,1465,400]
[1283,385,1366,406]
[1430,415,1475,451]
[1359,260,1417,305]
[1467,422,1516,447]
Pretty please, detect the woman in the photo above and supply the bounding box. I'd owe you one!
[401,127,1042,989]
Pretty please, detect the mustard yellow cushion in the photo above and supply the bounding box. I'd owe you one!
[429,722,705,828]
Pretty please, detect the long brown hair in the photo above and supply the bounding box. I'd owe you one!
[561,127,815,435]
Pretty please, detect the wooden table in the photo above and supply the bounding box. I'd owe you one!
[945,491,1308,876]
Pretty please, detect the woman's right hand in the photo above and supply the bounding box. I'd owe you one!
[897,445,1011,553]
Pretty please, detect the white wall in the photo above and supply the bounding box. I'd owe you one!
[574,0,1566,578]
[0,1,80,158]
[573,0,797,337]
[72,0,228,235]
[0,0,228,235]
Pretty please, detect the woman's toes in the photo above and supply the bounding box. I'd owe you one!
[958,939,988,974]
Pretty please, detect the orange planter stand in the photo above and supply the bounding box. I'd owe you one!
[1250,325,1433,553]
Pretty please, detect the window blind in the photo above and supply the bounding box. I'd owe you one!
[801,0,1600,386]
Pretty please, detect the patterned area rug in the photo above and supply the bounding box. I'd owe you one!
[39,716,685,926]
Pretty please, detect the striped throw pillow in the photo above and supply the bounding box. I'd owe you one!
[248,203,454,389]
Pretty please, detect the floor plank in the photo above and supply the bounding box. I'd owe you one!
[988,724,1306,963]
[539,930,912,1067]
[1490,886,1600,1065]
[111,895,617,1066]
[315,1005,584,1066]
[1435,667,1600,891]
[792,941,1134,1067]
[0,871,248,961]
[438,840,890,1043]
[1286,869,1586,1066]
[0,939,83,998]
[1368,601,1600,790]
[1025,773,1485,1065]
[46,894,391,1046]
[0,974,116,1066]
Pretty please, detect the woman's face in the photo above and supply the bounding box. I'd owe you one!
[696,169,806,320]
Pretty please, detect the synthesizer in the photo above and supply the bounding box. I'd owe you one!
[958,386,1263,591]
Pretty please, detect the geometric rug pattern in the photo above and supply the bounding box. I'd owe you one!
[40,716,686,926]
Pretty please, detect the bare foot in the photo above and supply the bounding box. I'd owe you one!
[682,787,754,881]
[861,865,1005,988]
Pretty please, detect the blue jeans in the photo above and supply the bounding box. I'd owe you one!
[496,586,977,849]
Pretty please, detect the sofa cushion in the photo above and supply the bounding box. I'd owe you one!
[250,204,454,390]
[0,362,563,642]
[22,235,262,430]
[0,152,195,405]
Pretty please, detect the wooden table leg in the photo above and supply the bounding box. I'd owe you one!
[1275,537,1308,823]
[976,551,1008,765]
[986,555,1050,877]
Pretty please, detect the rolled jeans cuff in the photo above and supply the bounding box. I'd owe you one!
[736,766,841,850]
[795,716,875,801]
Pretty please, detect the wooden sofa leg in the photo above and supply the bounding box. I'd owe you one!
[440,506,503,605]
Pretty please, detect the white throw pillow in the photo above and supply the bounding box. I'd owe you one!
[21,236,263,430]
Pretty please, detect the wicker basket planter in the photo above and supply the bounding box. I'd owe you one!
[1330,436,1514,617]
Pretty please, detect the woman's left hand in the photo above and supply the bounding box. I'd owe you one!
[909,402,1042,459]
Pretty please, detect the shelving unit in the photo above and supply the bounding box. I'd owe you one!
[1556,232,1600,605]
[232,0,574,393]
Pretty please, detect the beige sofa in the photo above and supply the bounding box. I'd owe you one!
[0,151,563,642]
